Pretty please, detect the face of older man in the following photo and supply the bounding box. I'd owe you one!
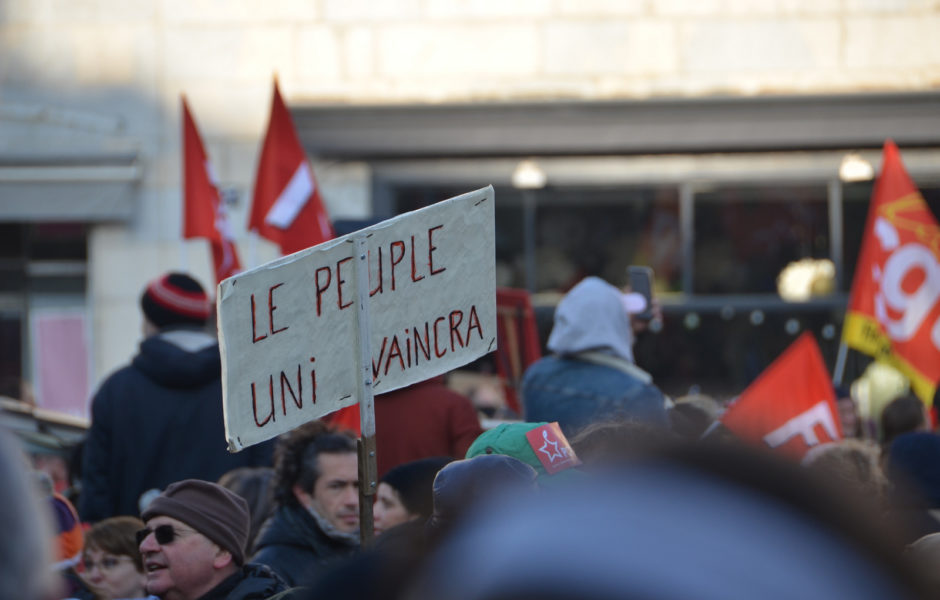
[138,516,229,600]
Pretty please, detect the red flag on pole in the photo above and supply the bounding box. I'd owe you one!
[249,80,335,255]
[842,140,940,406]
[495,288,542,415]
[721,332,842,460]
[182,96,242,283]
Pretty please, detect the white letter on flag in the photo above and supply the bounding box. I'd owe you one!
[264,162,315,230]
[762,401,838,449]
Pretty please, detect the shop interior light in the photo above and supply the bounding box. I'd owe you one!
[512,159,547,190]
[839,153,874,182]
[777,258,836,302]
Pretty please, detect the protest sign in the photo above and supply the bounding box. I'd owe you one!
[218,186,496,452]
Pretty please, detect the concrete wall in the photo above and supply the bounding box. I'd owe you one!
[1,0,938,382]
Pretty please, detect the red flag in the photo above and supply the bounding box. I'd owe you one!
[842,141,940,406]
[495,288,542,415]
[249,80,334,255]
[721,332,842,460]
[323,404,361,437]
[182,97,242,283]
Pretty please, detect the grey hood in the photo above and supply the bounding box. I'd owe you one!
[547,276,635,363]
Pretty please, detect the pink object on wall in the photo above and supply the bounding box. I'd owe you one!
[34,312,89,419]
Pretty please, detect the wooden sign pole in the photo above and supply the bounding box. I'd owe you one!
[352,234,378,547]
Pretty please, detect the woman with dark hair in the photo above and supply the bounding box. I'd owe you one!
[81,516,148,600]
[374,457,452,535]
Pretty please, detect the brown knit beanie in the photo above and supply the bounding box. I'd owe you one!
[140,272,211,329]
[141,480,249,565]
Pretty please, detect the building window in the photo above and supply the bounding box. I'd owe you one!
[384,161,940,400]
[0,223,88,410]
[392,184,681,295]
[692,185,830,295]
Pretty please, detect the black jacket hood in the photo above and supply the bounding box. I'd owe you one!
[132,328,221,388]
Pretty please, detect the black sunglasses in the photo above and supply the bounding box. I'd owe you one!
[136,524,185,546]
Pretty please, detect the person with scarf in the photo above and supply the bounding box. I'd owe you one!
[250,422,359,586]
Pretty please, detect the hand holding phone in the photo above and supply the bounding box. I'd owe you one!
[627,266,655,321]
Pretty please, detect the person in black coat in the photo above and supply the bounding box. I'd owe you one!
[139,479,289,600]
[79,272,274,522]
[251,421,360,586]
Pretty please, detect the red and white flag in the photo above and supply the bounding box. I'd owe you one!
[842,140,940,405]
[721,332,842,460]
[249,80,334,255]
[182,96,242,283]
[524,423,581,475]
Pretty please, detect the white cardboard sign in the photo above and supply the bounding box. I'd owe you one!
[219,186,496,451]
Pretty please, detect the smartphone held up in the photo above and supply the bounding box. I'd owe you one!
[627,266,654,319]
[627,265,662,332]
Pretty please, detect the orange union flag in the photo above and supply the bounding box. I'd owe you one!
[843,140,940,405]
[721,332,842,460]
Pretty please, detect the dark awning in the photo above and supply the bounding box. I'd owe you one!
[292,91,940,159]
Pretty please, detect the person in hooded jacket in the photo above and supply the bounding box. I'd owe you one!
[250,421,360,586]
[79,273,274,522]
[522,276,669,437]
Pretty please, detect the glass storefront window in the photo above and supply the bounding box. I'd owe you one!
[392,184,681,295]
[842,180,875,290]
[385,163,940,400]
[532,186,680,294]
[693,185,829,294]
[634,307,846,400]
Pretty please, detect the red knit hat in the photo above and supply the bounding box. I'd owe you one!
[140,272,211,329]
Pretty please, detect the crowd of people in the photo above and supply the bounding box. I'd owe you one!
[4,270,940,600]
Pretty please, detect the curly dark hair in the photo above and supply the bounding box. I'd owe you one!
[272,421,357,507]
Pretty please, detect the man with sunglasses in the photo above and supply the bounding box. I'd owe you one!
[138,479,287,600]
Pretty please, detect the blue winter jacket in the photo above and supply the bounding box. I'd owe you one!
[523,353,668,437]
[521,277,668,436]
